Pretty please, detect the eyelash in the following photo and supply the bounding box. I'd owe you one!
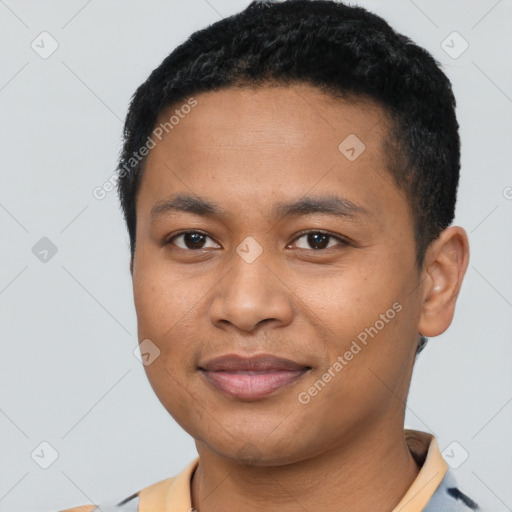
[165,229,350,251]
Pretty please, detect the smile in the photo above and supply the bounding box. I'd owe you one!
[200,368,311,400]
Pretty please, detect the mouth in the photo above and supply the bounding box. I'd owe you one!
[199,354,312,401]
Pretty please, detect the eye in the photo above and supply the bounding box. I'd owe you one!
[290,230,349,250]
[165,230,349,252]
[167,231,220,250]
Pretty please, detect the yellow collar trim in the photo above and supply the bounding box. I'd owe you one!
[138,429,447,512]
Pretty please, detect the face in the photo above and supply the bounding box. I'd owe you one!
[131,84,424,465]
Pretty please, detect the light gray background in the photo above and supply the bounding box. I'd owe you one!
[1,0,511,511]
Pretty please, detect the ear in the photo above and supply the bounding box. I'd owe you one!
[417,226,470,337]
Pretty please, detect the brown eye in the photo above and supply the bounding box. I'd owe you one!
[168,231,220,250]
[292,231,348,250]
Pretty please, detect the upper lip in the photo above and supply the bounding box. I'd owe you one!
[200,354,311,372]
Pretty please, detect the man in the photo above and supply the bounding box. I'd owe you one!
[60,0,479,510]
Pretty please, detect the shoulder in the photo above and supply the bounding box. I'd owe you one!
[59,507,99,512]
[424,468,480,511]
[57,476,177,511]
[57,494,139,511]
[57,492,139,511]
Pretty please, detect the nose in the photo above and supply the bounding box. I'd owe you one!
[208,253,294,333]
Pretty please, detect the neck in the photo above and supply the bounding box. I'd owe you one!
[190,423,420,512]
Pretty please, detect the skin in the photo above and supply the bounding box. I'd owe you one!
[130,84,470,512]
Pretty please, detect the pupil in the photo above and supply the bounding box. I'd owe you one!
[186,233,205,249]
[309,233,328,249]
[182,233,330,250]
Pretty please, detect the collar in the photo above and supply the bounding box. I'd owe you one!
[137,428,447,512]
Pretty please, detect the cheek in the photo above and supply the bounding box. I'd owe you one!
[134,273,202,417]
[298,261,412,377]
[294,263,392,331]
[132,262,215,376]
[133,259,192,335]
[133,278,172,337]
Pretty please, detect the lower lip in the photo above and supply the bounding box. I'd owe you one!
[200,369,309,400]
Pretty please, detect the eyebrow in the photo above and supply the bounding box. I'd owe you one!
[150,193,371,221]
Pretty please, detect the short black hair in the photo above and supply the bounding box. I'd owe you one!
[116,0,461,355]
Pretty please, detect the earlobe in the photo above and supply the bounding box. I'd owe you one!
[417,226,470,338]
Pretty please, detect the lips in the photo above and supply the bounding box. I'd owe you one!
[201,354,309,372]
[199,354,311,400]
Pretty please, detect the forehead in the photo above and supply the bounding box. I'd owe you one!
[136,83,406,226]
[155,83,387,152]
